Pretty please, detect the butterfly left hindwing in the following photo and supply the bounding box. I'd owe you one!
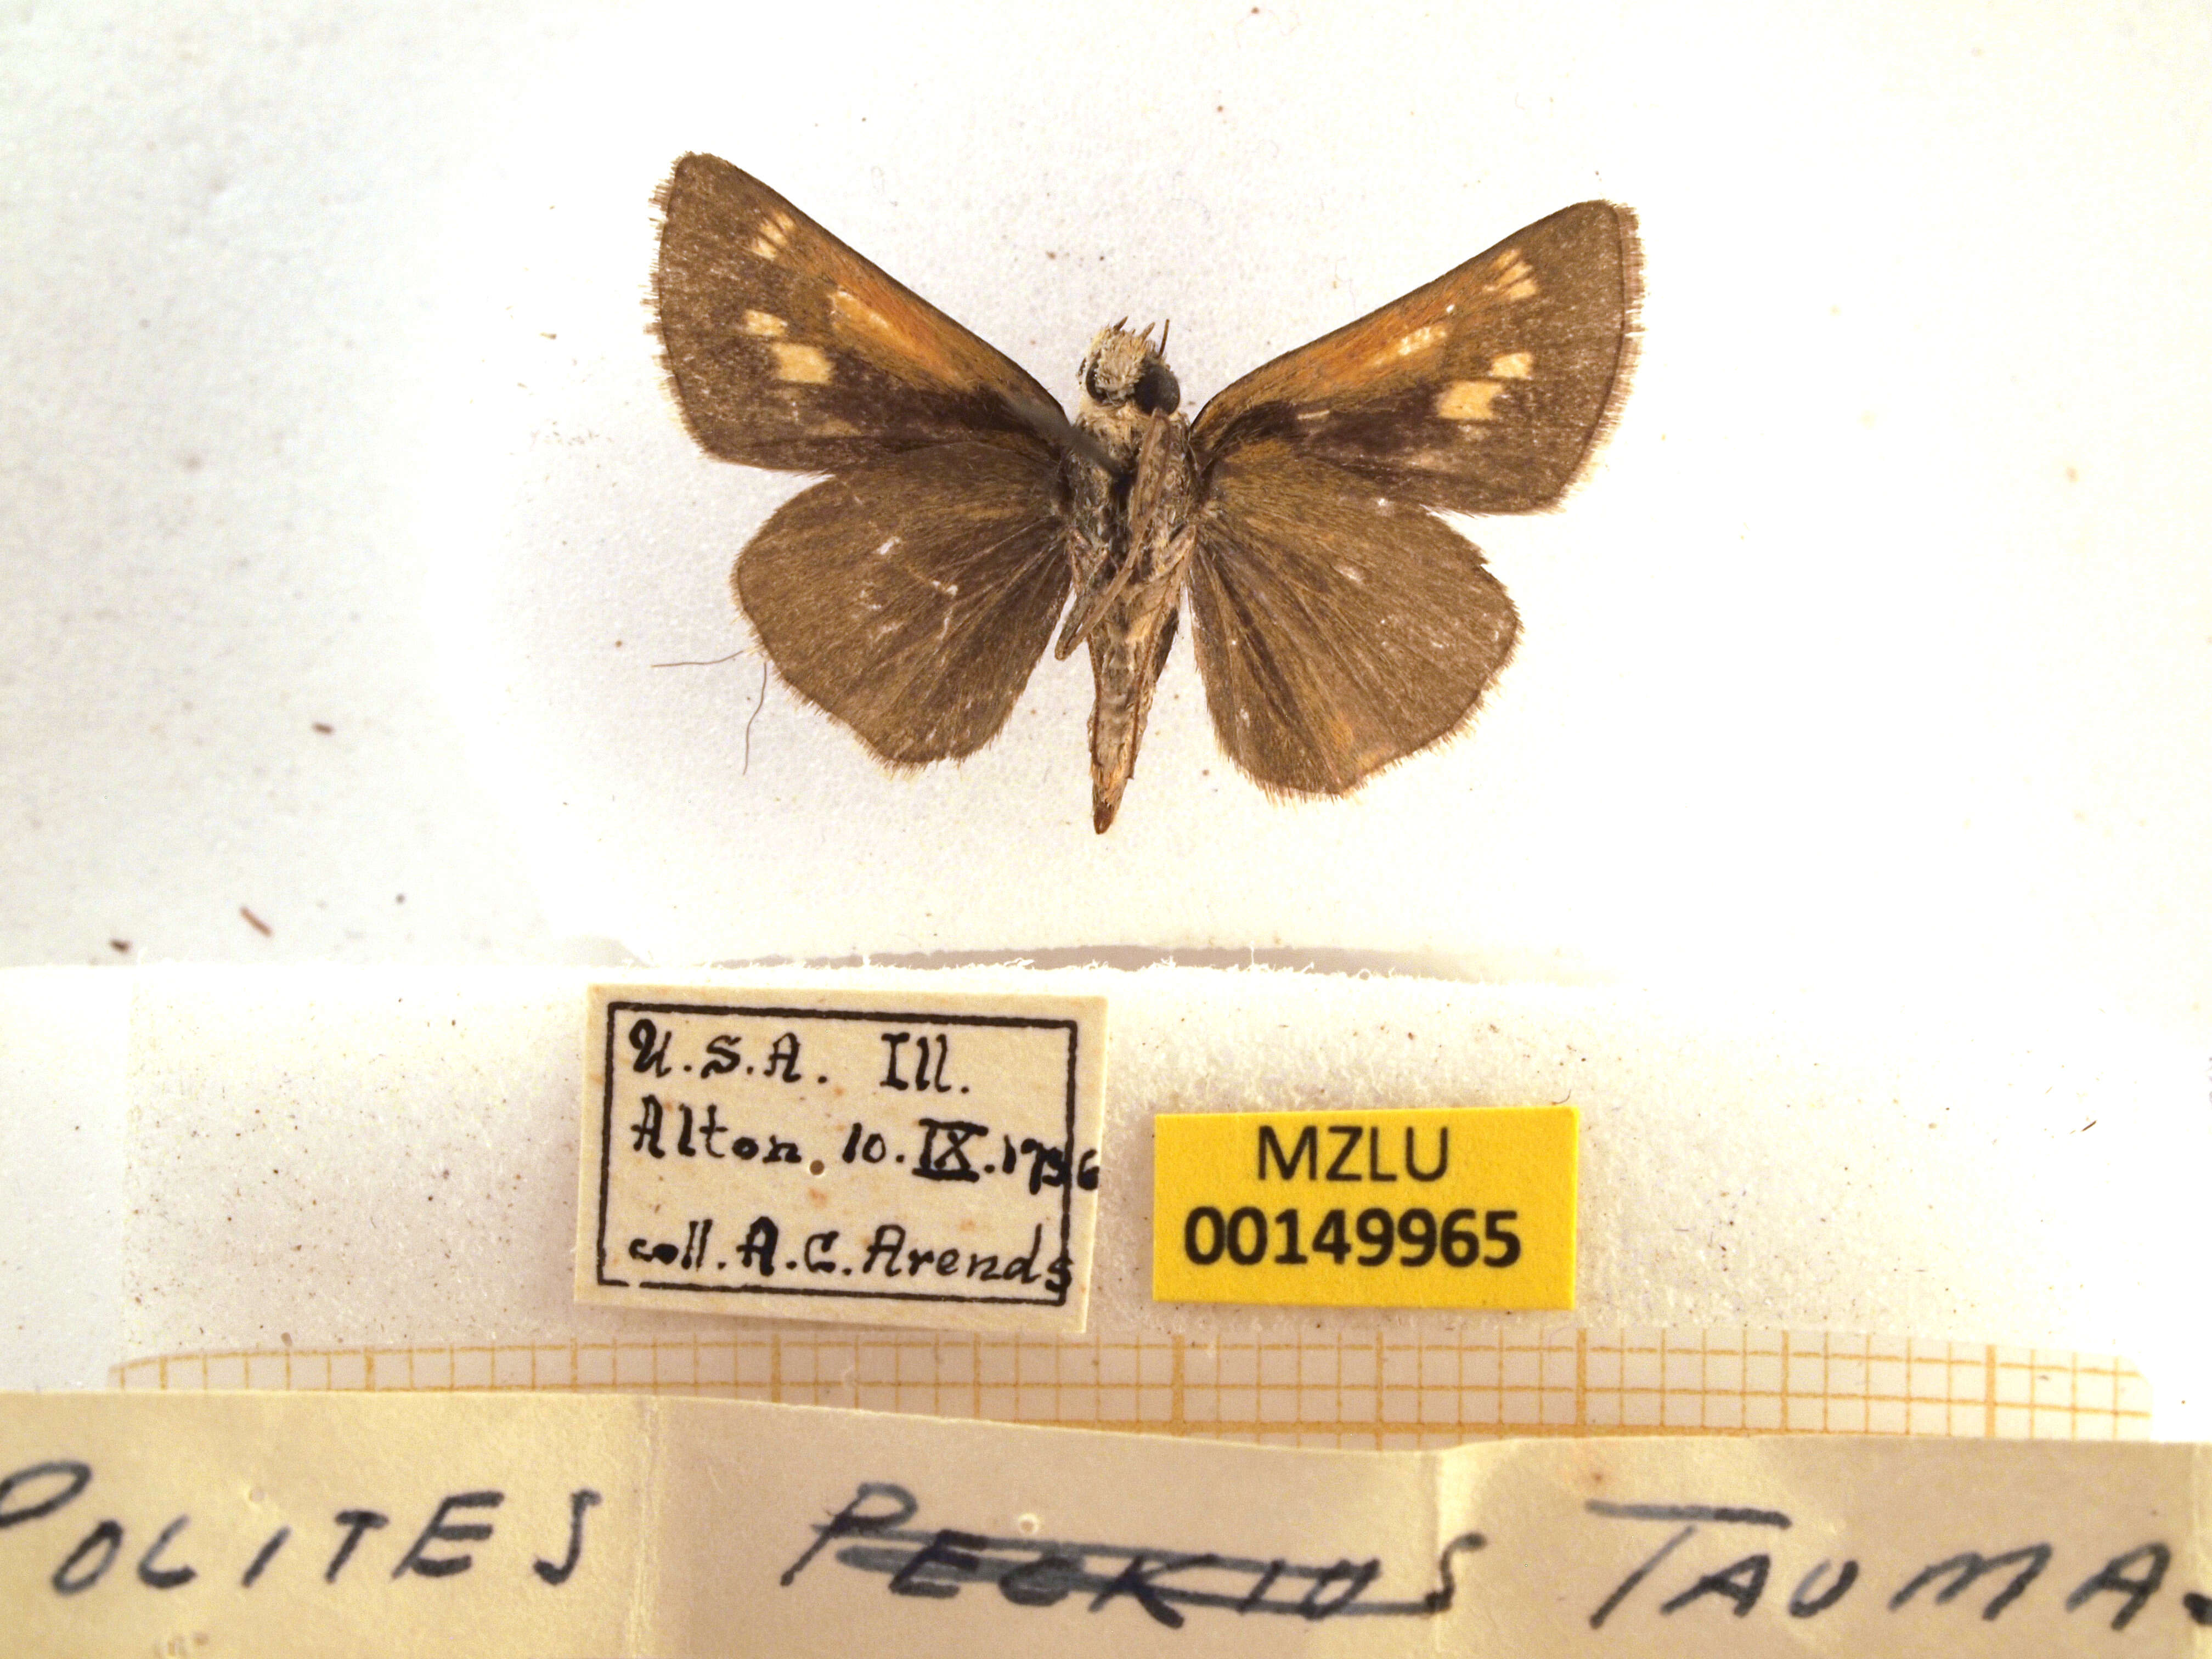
[654,156,1077,765]
[735,442,1070,766]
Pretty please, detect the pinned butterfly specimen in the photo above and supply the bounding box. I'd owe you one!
[652,154,1639,832]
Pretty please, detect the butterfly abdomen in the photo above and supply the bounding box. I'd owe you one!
[1081,408,1202,832]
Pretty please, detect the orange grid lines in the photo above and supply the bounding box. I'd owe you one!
[114,1325,2147,1446]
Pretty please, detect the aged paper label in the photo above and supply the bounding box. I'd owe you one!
[1153,1107,1576,1308]
[579,985,1107,1332]
[4,1392,2207,1657]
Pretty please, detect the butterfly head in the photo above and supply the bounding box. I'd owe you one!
[1076,323,1181,467]
[1080,323,1181,419]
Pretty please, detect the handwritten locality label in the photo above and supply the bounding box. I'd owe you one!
[578,985,1107,1332]
[4,1392,2208,1658]
[1152,1107,1576,1309]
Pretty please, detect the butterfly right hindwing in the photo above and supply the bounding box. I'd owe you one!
[1184,441,1519,796]
[1180,200,1637,798]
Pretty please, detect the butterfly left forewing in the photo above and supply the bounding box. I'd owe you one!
[652,156,1079,770]
[654,154,1072,474]
[1190,201,1639,514]
[1184,440,1519,797]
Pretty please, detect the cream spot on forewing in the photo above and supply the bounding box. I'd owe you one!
[750,212,795,262]
[1488,351,1534,379]
[1436,380,1505,421]
[873,537,899,557]
[1484,250,1539,302]
[742,311,787,338]
[1296,408,1332,423]
[770,343,833,384]
[1367,323,1447,370]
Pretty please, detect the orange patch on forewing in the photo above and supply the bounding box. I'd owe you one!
[828,286,963,387]
[1488,351,1534,379]
[831,286,898,344]
[1435,380,1505,421]
[742,310,787,338]
[769,342,833,384]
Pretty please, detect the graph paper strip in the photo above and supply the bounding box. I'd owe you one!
[114,1325,2147,1446]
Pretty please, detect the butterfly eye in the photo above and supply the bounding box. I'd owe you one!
[1135,361,1181,416]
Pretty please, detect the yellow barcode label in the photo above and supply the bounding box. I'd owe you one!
[1152,1107,1576,1308]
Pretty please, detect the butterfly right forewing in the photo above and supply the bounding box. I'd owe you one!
[1192,201,1639,515]
[1180,200,1635,798]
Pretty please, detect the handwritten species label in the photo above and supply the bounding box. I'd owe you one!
[579,985,1107,1332]
[4,1392,2208,1657]
[1153,1107,1576,1309]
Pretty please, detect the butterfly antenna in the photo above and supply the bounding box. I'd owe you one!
[1159,318,1171,354]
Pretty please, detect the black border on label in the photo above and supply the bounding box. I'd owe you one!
[592,1001,1084,1308]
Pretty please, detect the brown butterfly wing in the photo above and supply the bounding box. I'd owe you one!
[1183,442,1518,795]
[1181,201,1634,795]
[654,154,1072,473]
[736,442,1071,765]
[1190,201,1639,514]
